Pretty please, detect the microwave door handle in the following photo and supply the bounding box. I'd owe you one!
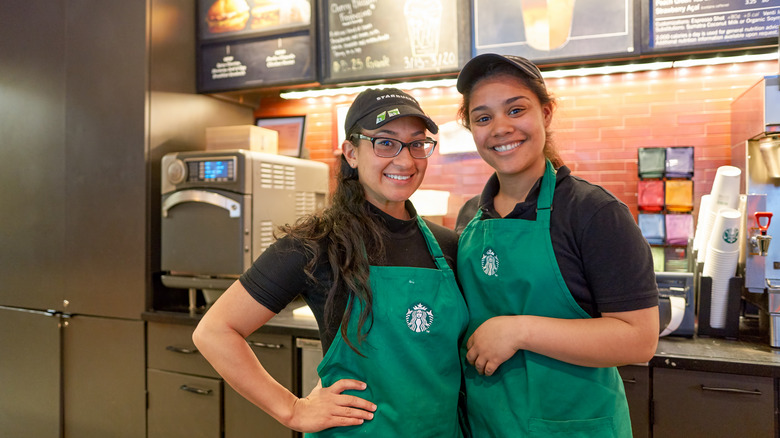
[162,189,241,218]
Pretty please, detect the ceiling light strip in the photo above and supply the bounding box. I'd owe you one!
[280,79,457,100]
[671,51,778,67]
[542,61,674,78]
[279,52,778,99]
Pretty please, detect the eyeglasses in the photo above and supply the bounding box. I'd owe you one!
[351,134,437,158]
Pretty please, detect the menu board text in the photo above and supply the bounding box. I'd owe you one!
[651,0,780,49]
[323,0,460,82]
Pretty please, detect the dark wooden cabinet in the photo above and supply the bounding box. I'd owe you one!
[62,316,146,438]
[147,369,223,438]
[0,309,146,438]
[618,365,651,438]
[224,332,297,438]
[147,322,296,438]
[0,308,61,438]
[652,368,775,437]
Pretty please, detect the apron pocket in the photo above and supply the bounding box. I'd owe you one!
[529,416,616,438]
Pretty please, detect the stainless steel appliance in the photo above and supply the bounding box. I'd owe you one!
[731,75,780,346]
[296,338,324,396]
[160,150,329,304]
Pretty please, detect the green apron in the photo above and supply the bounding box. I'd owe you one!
[309,216,468,437]
[457,160,632,437]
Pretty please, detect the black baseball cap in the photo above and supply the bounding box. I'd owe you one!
[344,88,438,135]
[456,54,545,93]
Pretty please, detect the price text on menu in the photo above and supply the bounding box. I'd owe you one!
[324,0,460,82]
[651,0,780,48]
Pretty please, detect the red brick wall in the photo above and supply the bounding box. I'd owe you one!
[255,60,778,229]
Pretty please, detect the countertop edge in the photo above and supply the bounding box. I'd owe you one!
[143,311,780,377]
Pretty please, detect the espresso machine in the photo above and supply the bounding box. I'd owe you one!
[731,75,780,346]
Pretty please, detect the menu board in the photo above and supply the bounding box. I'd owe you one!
[473,0,637,62]
[320,0,466,83]
[198,34,315,92]
[646,0,780,51]
[196,0,316,92]
[198,0,312,41]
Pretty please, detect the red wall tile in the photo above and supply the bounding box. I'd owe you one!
[254,60,778,227]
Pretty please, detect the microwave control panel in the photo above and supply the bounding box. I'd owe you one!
[184,157,237,183]
[162,152,246,194]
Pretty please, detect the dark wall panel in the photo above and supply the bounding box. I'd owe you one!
[63,0,149,317]
[0,0,68,309]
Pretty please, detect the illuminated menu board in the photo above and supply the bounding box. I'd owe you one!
[197,0,317,92]
[472,0,637,62]
[319,0,469,84]
[645,0,780,52]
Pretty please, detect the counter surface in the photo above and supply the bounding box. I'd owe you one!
[143,304,780,377]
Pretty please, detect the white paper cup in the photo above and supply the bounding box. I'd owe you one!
[703,246,739,329]
[695,195,714,263]
[699,208,723,264]
[707,208,742,252]
[710,166,741,210]
[693,194,711,253]
[708,279,731,329]
[703,248,739,276]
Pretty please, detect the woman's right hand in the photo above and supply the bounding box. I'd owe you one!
[287,379,376,433]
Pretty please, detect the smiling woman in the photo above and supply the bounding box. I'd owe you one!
[192,88,469,437]
[343,116,430,219]
[453,54,660,438]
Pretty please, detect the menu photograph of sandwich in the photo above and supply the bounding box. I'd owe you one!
[251,0,311,30]
[201,0,311,38]
[206,0,251,34]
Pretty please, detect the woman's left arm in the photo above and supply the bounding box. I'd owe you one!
[466,307,659,375]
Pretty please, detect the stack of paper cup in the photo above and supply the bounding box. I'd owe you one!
[710,165,742,209]
[698,166,742,265]
[702,207,742,328]
[693,194,712,262]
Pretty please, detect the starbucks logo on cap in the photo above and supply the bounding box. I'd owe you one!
[481,248,499,277]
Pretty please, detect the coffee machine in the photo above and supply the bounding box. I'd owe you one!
[731,75,780,346]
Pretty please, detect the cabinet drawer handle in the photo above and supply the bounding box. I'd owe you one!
[179,385,212,396]
[622,378,637,384]
[248,341,283,349]
[166,345,198,354]
[700,385,762,395]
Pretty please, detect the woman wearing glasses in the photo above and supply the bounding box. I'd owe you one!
[193,88,467,437]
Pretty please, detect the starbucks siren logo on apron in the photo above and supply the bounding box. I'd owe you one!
[312,216,467,438]
[406,303,434,333]
[481,248,499,276]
